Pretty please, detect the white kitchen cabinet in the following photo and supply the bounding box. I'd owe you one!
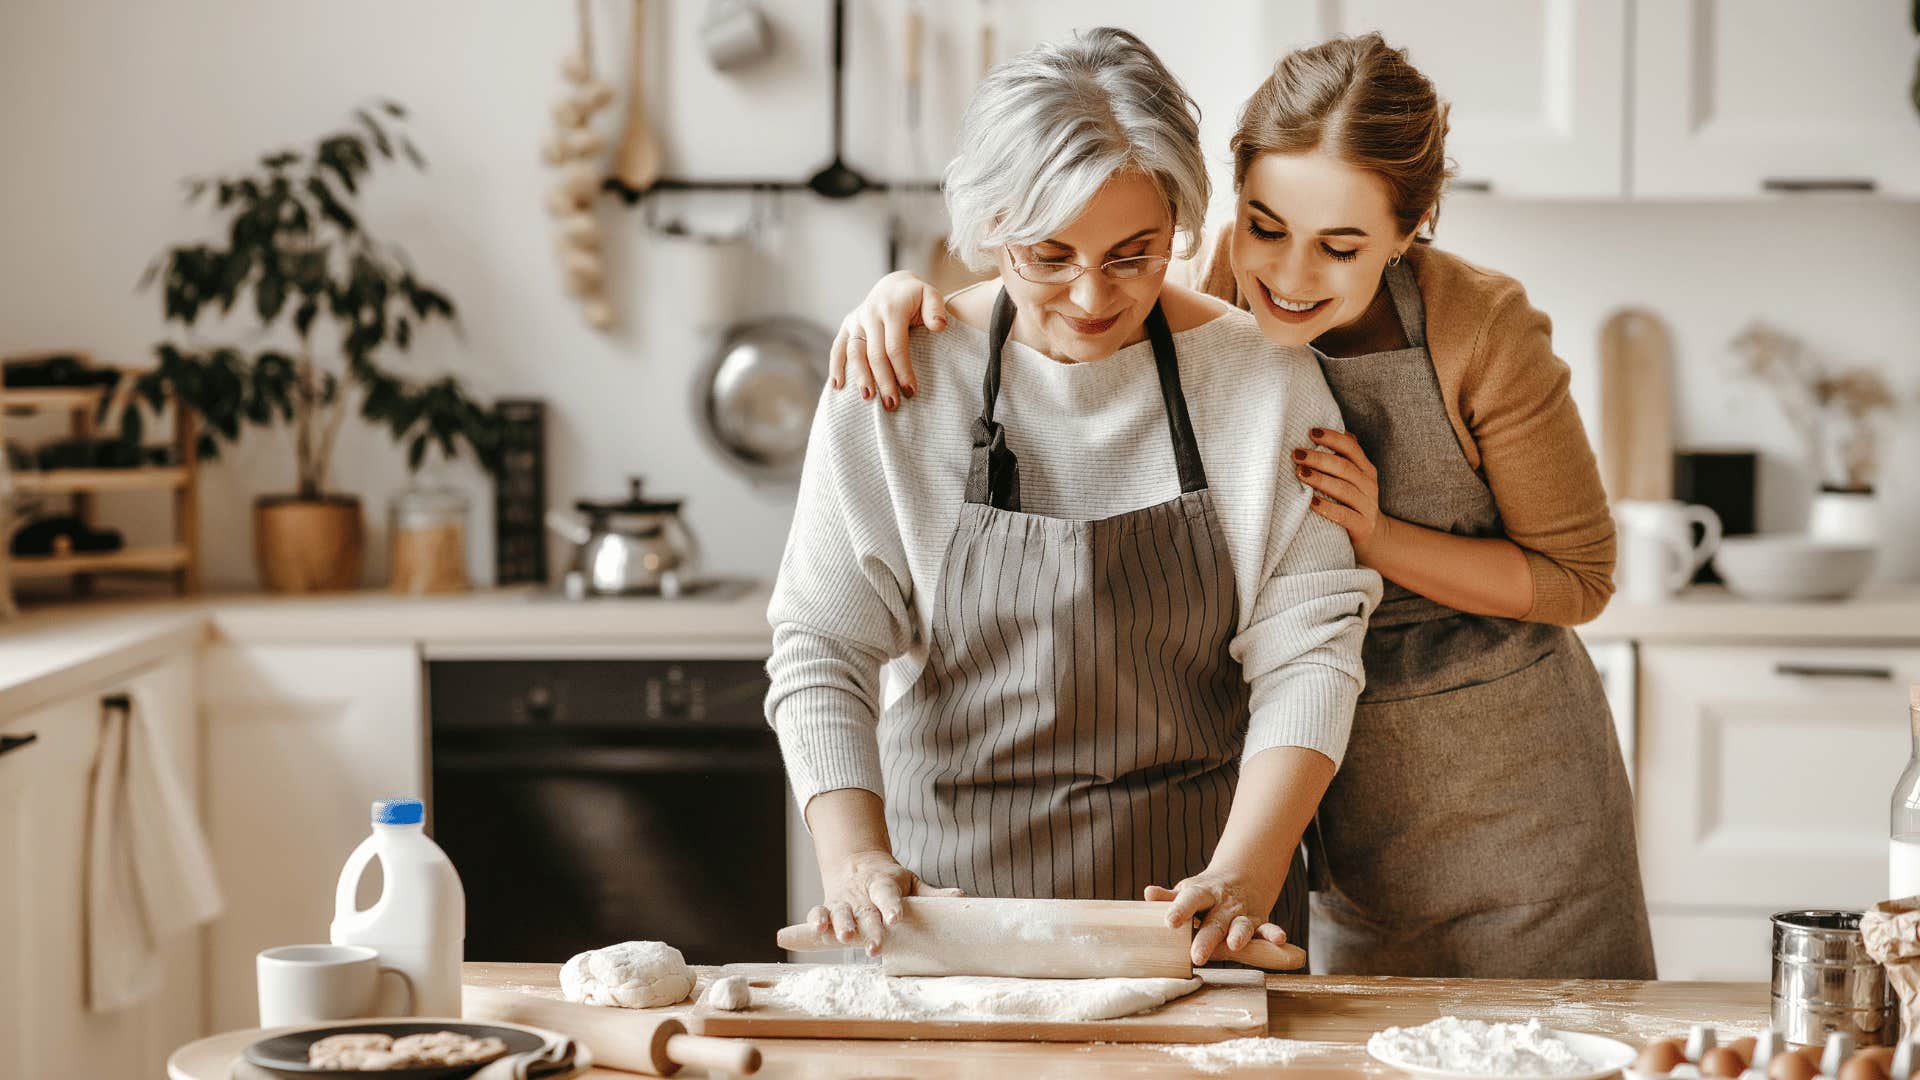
[1632,0,1920,197]
[0,650,204,1080]
[1260,0,1629,197]
[201,642,424,1032]
[1637,644,1920,920]
[1648,911,1772,981]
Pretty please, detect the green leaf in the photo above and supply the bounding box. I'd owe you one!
[118,404,145,446]
[196,432,222,460]
[306,176,357,233]
[408,433,428,470]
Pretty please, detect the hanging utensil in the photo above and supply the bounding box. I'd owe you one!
[804,0,873,199]
[607,0,663,200]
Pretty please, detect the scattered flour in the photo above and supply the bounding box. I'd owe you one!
[1155,1038,1345,1074]
[1368,1017,1591,1076]
[768,963,1203,1022]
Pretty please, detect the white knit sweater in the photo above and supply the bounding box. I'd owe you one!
[766,306,1381,811]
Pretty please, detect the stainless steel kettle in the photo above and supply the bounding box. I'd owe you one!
[545,477,701,597]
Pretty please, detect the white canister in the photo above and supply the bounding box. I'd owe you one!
[1615,499,1723,604]
[330,798,466,1017]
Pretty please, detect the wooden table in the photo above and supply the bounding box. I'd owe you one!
[463,962,1770,1079]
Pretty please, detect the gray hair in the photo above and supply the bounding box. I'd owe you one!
[944,27,1209,272]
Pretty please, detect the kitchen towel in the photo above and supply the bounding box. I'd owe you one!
[86,691,223,1012]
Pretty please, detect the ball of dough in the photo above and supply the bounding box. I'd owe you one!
[706,975,752,1011]
[561,941,694,1008]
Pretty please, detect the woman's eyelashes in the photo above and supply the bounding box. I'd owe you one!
[1242,220,1361,262]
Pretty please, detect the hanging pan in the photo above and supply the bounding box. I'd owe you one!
[697,316,833,480]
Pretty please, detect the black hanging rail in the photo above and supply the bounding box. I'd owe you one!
[606,0,940,204]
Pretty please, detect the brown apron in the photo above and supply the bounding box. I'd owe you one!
[882,289,1311,944]
[1306,261,1655,978]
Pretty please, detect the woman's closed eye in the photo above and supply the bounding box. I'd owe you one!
[1243,220,1361,262]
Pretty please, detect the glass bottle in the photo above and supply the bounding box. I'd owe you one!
[1890,683,1920,899]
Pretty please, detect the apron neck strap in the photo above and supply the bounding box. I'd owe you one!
[968,289,1208,509]
[1382,258,1428,349]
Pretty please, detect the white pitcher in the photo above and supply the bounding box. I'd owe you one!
[1615,499,1722,604]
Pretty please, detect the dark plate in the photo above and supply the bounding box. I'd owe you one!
[243,1021,545,1079]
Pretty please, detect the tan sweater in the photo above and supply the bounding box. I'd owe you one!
[1185,227,1615,625]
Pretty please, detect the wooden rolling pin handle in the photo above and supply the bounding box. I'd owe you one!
[775,922,840,952]
[1220,938,1308,972]
[667,1033,763,1075]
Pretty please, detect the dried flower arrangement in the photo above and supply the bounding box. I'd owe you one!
[1729,321,1898,492]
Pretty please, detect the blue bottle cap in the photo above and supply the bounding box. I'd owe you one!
[372,798,424,825]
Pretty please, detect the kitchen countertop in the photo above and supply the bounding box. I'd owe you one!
[1578,584,1920,643]
[454,961,1770,1078]
[6,581,1917,719]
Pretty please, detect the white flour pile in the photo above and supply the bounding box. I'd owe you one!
[1368,1017,1592,1076]
[768,964,1203,1022]
[1156,1038,1342,1074]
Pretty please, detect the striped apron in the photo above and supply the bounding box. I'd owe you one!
[881,289,1311,942]
[1305,260,1656,977]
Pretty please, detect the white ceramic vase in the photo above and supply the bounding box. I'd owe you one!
[1809,487,1880,545]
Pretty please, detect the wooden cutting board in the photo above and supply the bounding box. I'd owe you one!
[686,962,1266,1044]
[1598,308,1675,502]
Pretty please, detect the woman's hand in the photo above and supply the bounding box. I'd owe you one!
[828,271,952,409]
[1144,871,1290,966]
[1296,427,1390,561]
[808,849,964,956]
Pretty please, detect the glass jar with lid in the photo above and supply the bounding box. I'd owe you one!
[388,486,470,594]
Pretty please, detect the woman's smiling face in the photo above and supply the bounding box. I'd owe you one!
[1230,148,1417,348]
[995,170,1174,365]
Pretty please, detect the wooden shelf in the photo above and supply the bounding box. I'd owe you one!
[1,386,106,413]
[8,544,192,578]
[12,467,190,495]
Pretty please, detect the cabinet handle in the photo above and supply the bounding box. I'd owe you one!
[1762,178,1876,193]
[1451,178,1492,193]
[0,733,39,757]
[101,693,130,711]
[1774,662,1894,680]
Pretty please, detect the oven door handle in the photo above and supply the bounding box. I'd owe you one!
[433,745,784,775]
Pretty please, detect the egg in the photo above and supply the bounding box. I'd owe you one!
[1730,1039,1759,1063]
[1638,1039,1688,1074]
[1703,1047,1748,1077]
[1770,1052,1819,1080]
[1841,1053,1892,1080]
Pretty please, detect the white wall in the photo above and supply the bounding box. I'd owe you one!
[2,1,1915,591]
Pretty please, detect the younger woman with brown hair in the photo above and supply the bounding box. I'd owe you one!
[826,31,1655,979]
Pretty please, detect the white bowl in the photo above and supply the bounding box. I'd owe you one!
[1711,534,1876,601]
[1368,1028,1637,1080]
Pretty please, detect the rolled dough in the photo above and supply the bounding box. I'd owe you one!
[769,964,1204,1022]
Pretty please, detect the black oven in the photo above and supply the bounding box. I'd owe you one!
[427,658,787,965]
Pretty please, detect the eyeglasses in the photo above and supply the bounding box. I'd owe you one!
[1010,254,1170,285]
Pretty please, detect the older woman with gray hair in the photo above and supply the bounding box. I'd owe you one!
[766,27,1378,966]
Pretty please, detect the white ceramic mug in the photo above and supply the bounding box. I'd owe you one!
[1615,499,1723,604]
[256,944,414,1028]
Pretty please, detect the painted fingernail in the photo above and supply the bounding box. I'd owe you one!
[883,395,897,409]
[1310,427,1325,438]
[1298,466,1312,478]
[861,386,874,400]
[1292,449,1307,461]
[1311,496,1322,506]
[831,378,842,390]
[903,385,916,399]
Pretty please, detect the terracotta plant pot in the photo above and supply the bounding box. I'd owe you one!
[254,495,365,593]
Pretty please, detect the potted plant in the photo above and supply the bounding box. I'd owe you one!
[1730,321,1898,543]
[132,102,502,591]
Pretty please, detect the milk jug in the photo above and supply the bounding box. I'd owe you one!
[330,798,466,1017]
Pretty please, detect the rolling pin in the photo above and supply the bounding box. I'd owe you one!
[463,985,761,1076]
[775,896,1306,978]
